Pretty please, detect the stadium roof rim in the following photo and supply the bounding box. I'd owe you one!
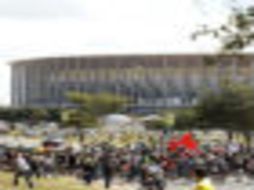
[9,52,254,65]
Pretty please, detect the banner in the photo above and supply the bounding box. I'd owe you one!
[167,132,199,152]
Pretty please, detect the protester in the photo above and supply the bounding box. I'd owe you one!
[81,155,95,185]
[2,133,254,190]
[101,152,115,189]
[192,168,215,190]
[27,154,41,179]
[13,152,34,189]
[42,154,55,178]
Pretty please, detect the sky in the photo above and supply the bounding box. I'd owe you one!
[0,0,253,106]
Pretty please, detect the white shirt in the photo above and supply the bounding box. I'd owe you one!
[16,156,30,171]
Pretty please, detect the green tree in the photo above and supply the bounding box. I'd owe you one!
[0,107,62,124]
[174,109,198,131]
[195,83,254,147]
[29,108,49,124]
[144,118,169,131]
[65,92,129,127]
[67,92,128,116]
[193,4,254,53]
[193,2,254,147]
[46,108,62,122]
[0,108,30,122]
[64,92,129,142]
[61,109,96,128]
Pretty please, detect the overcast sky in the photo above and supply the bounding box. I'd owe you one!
[0,0,252,105]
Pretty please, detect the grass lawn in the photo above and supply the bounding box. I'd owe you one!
[0,171,134,190]
[0,171,97,190]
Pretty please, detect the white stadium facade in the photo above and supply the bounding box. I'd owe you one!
[11,54,254,113]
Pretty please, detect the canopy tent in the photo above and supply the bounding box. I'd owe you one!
[102,114,133,127]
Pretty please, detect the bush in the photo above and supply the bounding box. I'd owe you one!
[144,118,169,130]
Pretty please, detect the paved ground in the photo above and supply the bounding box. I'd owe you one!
[163,178,254,190]
[105,176,254,190]
[1,171,254,190]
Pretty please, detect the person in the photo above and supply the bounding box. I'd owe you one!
[82,156,95,185]
[42,154,55,178]
[148,162,165,190]
[13,152,34,189]
[101,153,114,189]
[27,155,41,179]
[193,168,215,190]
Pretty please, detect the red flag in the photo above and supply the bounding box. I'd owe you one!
[167,133,199,152]
[179,133,198,150]
[167,137,181,151]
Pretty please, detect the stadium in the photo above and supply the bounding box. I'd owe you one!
[11,54,254,113]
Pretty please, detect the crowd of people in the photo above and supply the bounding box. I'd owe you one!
[1,140,254,190]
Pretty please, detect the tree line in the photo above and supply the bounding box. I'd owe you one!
[175,83,254,148]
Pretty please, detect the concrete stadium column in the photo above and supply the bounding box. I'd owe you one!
[35,64,40,106]
[219,59,224,83]
[61,58,68,106]
[246,59,252,85]
[165,57,172,101]
[78,58,83,92]
[90,60,96,93]
[15,65,22,107]
[46,62,52,107]
[80,58,85,92]
[114,57,120,96]
[104,60,109,93]
[11,64,18,107]
[53,59,60,107]
[128,64,133,99]
[250,59,254,87]
[179,59,184,106]
[126,64,130,99]
[102,65,108,93]
[81,59,86,92]
[97,58,102,93]
[137,60,145,105]
[133,64,138,102]
[51,59,59,106]
[86,59,91,93]
[96,59,102,92]
[74,58,80,93]
[34,64,41,106]
[231,56,238,82]
[161,56,168,107]
[94,59,99,93]
[22,64,28,107]
[102,60,106,93]
[213,59,220,91]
